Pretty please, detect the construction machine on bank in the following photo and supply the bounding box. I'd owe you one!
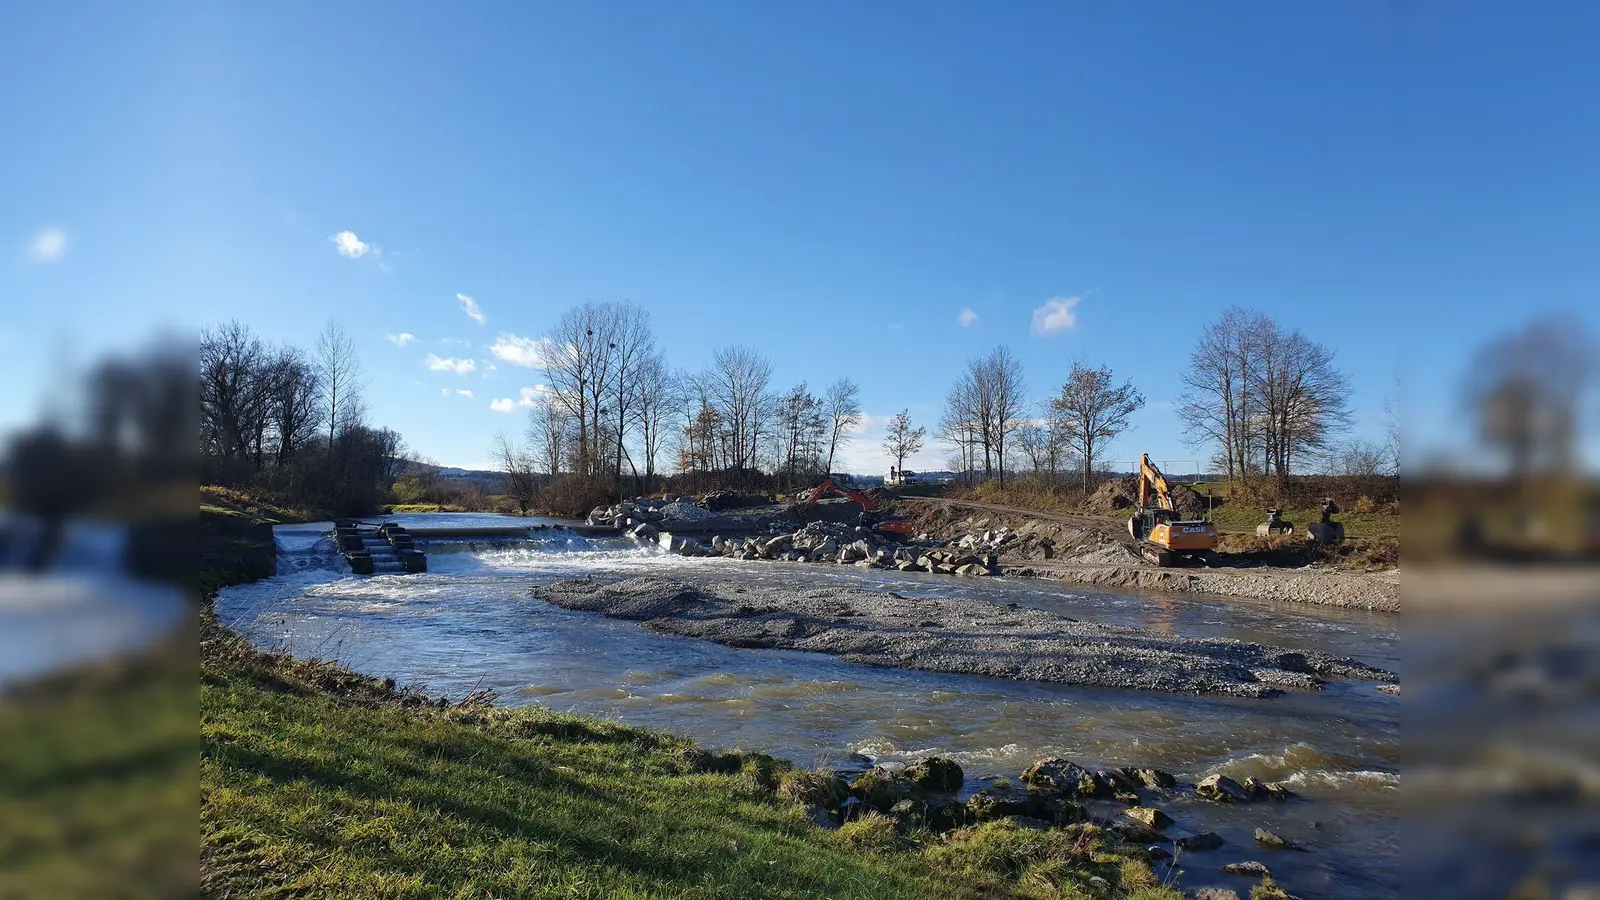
[806,474,917,536]
[1126,454,1220,567]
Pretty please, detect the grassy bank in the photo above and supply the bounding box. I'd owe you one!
[200,607,1178,899]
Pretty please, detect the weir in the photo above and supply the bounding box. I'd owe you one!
[333,520,428,575]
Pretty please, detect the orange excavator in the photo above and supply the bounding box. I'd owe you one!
[806,474,916,536]
[1126,454,1219,567]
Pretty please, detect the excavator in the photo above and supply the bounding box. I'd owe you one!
[1126,454,1219,567]
[806,474,916,536]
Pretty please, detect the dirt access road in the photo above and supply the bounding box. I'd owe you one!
[895,496,1400,613]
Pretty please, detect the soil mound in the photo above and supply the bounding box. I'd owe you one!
[1086,476,1207,519]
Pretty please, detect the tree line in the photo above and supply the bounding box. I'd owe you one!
[200,320,407,515]
[497,301,864,513]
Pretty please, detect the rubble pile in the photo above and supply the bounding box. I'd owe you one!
[641,518,1000,576]
[586,497,719,530]
[694,490,769,511]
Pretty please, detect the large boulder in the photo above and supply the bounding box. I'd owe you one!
[1123,766,1177,790]
[1196,773,1252,803]
[1021,757,1088,794]
[1123,806,1174,829]
[903,757,963,793]
[966,789,1034,821]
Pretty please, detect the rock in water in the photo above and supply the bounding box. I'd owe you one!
[1196,773,1253,802]
[1253,827,1307,851]
[903,756,964,793]
[1193,890,1240,900]
[1221,861,1271,876]
[1021,757,1091,794]
[1177,831,1225,851]
[1123,806,1174,829]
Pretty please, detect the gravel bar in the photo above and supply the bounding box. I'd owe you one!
[530,576,1395,698]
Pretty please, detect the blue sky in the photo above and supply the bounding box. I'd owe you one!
[3,2,1597,472]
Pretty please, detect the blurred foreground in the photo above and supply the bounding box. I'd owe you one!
[1405,316,1600,898]
[0,337,194,898]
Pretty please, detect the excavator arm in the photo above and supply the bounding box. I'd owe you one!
[1136,453,1176,512]
[806,477,879,513]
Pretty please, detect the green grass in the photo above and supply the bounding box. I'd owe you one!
[0,630,195,899]
[1204,502,1401,541]
[201,485,322,524]
[199,616,1177,899]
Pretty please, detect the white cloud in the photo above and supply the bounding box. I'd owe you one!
[329,230,371,258]
[489,385,550,413]
[386,332,416,347]
[1031,296,1082,335]
[457,293,486,325]
[489,332,553,368]
[425,353,477,375]
[457,389,474,398]
[30,228,67,261]
[957,308,979,328]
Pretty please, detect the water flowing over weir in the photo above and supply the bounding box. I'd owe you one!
[218,513,1400,899]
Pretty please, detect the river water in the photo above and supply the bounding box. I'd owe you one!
[217,513,1400,898]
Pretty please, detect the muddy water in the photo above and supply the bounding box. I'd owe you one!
[219,514,1399,899]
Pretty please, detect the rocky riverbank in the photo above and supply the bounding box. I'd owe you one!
[529,576,1395,698]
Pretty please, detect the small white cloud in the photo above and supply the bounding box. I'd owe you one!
[329,230,370,258]
[489,385,550,413]
[457,292,486,325]
[386,332,416,347]
[489,332,552,368]
[456,389,474,398]
[957,308,979,328]
[30,228,67,262]
[1031,296,1082,335]
[425,353,477,375]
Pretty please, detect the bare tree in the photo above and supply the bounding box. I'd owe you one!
[525,390,568,477]
[709,345,774,472]
[603,302,655,496]
[1253,327,1351,478]
[984,346,1026,485]
[268,346,320,469]
[544,302,622,478]
[882,408,926,472]
[939,376,981,483]
[315,320,365,468]
[1177,308,1271,481]
[200,320,277,479]
[822,376,863,473]
[1331,439,1387,478]
[635,351,673,491]
[1013,422,1049,474]
[1051,362,1145,494]
[492,432,539,515]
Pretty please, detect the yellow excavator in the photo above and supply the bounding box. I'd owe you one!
[1126,453,1219,567]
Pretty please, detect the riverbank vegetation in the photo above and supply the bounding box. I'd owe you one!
[200,607,1180,899]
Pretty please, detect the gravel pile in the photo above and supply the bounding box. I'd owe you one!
[530,576,1396,698]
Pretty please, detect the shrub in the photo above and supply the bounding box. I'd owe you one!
[779,770,848,808]
[1353,495,1377,514]
[928,819,1087,879]
[836,812,900,853]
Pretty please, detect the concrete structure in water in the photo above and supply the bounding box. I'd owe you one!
[333,520,428,575]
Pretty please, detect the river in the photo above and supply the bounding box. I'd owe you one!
[217,512,1400,899]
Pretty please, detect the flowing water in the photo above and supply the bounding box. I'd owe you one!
[218,513,1400,898]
